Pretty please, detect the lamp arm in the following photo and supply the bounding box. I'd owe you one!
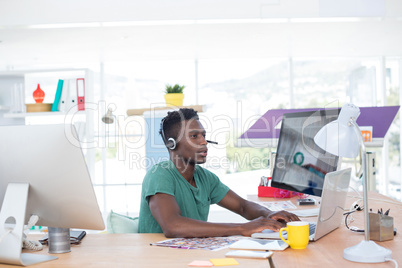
[350,119,370,241]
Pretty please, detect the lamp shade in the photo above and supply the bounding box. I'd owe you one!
[313,104,361,158]
[102,108,115,124]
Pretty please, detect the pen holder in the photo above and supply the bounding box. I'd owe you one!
[369,213,394,242]
[258,186,279,197]
[258,186,299,198]
[259,176,288,198]
[48,227,71,253]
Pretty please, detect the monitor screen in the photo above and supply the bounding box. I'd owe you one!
[0,124,104,230]
[271,109,340,196]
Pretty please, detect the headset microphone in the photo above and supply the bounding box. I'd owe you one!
[206,140,218,145]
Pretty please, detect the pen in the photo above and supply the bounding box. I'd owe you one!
[385,209,390,216]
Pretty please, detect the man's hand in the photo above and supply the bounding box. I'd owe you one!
[266,210,300,223]
[239,216,287,237]
[238,210,300,237]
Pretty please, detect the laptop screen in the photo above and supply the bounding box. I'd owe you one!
[271,109,340,196]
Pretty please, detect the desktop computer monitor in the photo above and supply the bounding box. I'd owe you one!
[0,124,104,265]
[271,109,340,196]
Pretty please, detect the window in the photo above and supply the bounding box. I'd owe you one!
[94,57,402,217]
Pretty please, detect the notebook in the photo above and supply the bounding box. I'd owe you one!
[252,168,351,242]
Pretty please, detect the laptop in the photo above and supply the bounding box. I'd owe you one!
[251,168,351,241]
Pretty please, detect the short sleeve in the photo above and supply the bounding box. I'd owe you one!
[142,163,176,203]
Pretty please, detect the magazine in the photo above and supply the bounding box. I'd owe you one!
[150,237,241,251]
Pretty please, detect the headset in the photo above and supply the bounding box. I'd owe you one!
[160,117,218,150]
[161,118,177,150]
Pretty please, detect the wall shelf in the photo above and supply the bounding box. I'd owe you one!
[127,105,204,116]
[3,111,86,118]
[0,105,9,111]
[0,68,96,178]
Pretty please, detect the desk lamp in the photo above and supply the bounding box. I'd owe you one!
[313,103,392,263]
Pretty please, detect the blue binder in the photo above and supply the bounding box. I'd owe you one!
[51,79,64,112]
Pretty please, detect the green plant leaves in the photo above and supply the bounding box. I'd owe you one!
[165,83,185,94]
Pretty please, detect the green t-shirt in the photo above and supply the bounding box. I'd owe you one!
[138,160,229,233]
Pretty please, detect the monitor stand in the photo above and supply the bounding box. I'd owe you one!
[0,183,58,266]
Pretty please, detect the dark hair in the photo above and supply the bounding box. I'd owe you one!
[159,108,199,143]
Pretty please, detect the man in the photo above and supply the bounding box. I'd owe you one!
[138,108,299,237]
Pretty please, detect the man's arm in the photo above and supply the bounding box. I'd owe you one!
[148,192,287,238]
[217,190,300,223]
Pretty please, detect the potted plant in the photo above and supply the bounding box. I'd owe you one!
[164,83,185,107]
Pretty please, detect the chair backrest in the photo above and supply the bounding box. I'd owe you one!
[107,210,139,233]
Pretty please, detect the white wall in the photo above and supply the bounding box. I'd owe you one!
[0,0,402,68]
[1,0,400,25]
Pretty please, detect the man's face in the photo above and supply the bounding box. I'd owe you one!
[174,119,208,165]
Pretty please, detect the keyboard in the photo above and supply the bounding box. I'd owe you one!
[309,222,317,235]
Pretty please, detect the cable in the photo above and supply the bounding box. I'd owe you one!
[26,215,39,229]
[347,195,402,207]
[345,193,401,228]
[22,235,43,251]
[22,215,43,251]
[0,216,43,251]
[344,210,364,233]
[319,206,345,222]
[348,186,362,200]
[350,200,364,212]
[343,199,363,225]
[385,258,398,268]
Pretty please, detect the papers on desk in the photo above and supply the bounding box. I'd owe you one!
[188,260,214,267]
[291,208,320,217]
[226,250,274,259]
[257,200,297,211]
[254,200,319,217]
[229,238,289,251]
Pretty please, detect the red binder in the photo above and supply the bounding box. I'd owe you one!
[76,78,85,111]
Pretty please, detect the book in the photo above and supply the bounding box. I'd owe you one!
[51,79,64,111]
[229,238,288,251]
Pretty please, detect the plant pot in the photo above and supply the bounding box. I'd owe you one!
[164,93,184,107]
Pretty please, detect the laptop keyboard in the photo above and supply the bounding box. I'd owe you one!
[309,222,317,236]
[280,222,316,236]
